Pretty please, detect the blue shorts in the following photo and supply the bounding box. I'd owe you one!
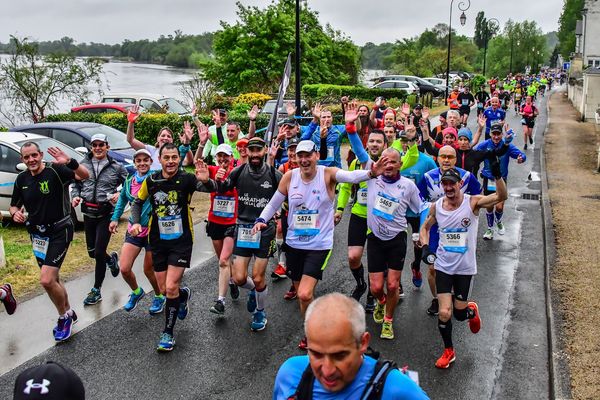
[125,232,151,251]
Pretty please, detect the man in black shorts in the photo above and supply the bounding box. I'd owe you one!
[10,143,89,341]
[130,143,211,351]
[457,86,475,127]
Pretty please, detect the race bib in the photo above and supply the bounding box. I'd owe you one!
[327,146,334,160]
[357,188,368,206]
[213,196,235,218]
[237,224,261,248]
[158,215,183,240]
[32,235,49,260]
[373,192,400,221]
[487,178,496,192]
[462,99,469,106]
[440,228,468,253]
[293,209,319,236]
[477,103,484,109]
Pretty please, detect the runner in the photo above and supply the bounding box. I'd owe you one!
[72,134,128,306]
[301,104,347,168]
[447,86,460,111]
[482,97,506,140]
[0,283,17,315]
[10,143,89,341]
[419,165,507,368]
[252,139,389,348]
[475,124,526,240]
[520,96,538,150]
[130,143,209,351]
[474,86,490,117]
[513,82,525,114]
[457,86,475,127]
[108,148,165,314]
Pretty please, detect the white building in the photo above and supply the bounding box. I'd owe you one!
[581,0,600,68]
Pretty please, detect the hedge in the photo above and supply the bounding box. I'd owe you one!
[302,84,408,103]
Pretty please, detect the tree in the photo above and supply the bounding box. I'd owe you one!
[549,46,560,68]
[474,12,487,49]
[557,0,585,58]
[0,37,103,123]
[200,0,360,94]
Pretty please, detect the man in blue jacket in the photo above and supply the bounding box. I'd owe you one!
[301,104,346,168]
[475,123,526,240]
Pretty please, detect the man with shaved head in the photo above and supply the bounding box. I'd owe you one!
[417,146,481,316]
[272,293,429,399]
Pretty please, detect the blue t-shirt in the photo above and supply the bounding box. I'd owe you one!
[483,107,506,133]
[401,153,437,218]
[273,355,429,400]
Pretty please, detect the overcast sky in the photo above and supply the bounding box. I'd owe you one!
[1,0,563,46]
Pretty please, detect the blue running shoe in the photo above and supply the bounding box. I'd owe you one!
[53,311,77,336]
[157,332,175,352]
[247,290,257,313]
[54,315,73,342]
[83,287,102,305]
[177,287,191,320]
[149,295,166,315]
[107,251,120,277]
[412,268,423,289]
[123,288,145,312]
[251,309,267,331]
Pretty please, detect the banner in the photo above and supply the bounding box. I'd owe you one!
[264,53,292,147]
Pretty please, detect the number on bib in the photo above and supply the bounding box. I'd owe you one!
[237,225,261,249]
[440,228,468,253]
[373,192,400,221]
[158,215,183,240]
[293,209,319,236]
[213,196,235,218]
[357,188,368,206]
[32,235,50,261]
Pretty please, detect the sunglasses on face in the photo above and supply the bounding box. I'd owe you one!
[438,154,456,160]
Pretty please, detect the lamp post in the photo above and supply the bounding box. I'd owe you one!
[445,0,471,105]
[294,0,301,117]
[482,18,500,77]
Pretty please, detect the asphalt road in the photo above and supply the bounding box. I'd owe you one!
[0,95,552,399]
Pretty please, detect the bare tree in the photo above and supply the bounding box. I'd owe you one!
[179,72,218,114]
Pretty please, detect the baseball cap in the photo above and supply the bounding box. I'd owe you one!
[287,137,300,148]
[439,111,448,120]
[133,148,152,159]
[490,123,503,133]
[90,134,108,144]
[278,117,298,127]
[440,168,462,183]
[14,361,85,400]
[457,127,473,142]
[215,143,233,156]
[413,103,423,110]
[397,130,408,140]
[295,140,316,154]
[247,137,266,148]
[236,137,249,147]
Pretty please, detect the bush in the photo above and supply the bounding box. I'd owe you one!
[471,75,487,90]
[0,126,7,132]
[302,84,408,103]
[233,93,272,108]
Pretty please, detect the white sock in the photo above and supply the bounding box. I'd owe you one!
[240,277,255,291]
[256,286,268,310]
[218,296,225,303]
[0,289,6,300]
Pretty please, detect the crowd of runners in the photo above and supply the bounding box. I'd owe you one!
[1,71,557,398]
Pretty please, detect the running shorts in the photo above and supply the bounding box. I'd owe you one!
[435,270,473,302]
[31,224,73,269]
[124,232,151,251]
[286,247,332,281]
[347,213,368,247]
[366,231,407,273]
[206,221,236,241]
[152,241,193,271]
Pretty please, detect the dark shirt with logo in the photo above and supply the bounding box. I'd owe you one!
[11,164,75,226]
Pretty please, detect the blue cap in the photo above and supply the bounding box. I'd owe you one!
[457,127,472,142]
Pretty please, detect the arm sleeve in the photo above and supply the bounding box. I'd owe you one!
[216,126,225,145]
[346,124,369,164]
[300,122,318,140]
[258,190,287,222]
[337,180,352,211]
[423,139,439,157]
[335,169,371,184]
[319,136,328,160]
[111,184,129,221]
[196,178,217,193]
[71,179,82,198]
[130,179,149,224]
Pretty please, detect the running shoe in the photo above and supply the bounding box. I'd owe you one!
[247,289,257,312]
[483,228,494,240]
[350,282,367,301]
[178,287,191,320]
[251,310,267,331]
[529,137,534,145]
[123,288,145,312]
[284,285,297,300]
[83,288,102,305]
[380,321,394,340]
[229,283,240,300]
[298,336,308,351]
[149,295,166,315]
[157,333,175,352]
[496,222,506,235]
[426,298,439,316]
[435,348,456,369]
[210,300,225,315]
[468,301,482,334]
[373,301,385,324]
[53,311,78,336]
[54,315,73,342]
[271,264,287,280]
[524,143,528,150]
[399,284,405,299]
[0,283,17,315]
[365,293,375,314]
[107,251,120,278]
[412,268,423,289]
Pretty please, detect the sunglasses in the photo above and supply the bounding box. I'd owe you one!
[438,154,456,160]
[91,142,106,148]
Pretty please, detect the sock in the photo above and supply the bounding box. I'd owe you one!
[256,286,268,310]
[133,287,142,295]
[494,210,503,224]
[164,297,180,335]
[351,264,366,287]
[66,309,74,317]
[0,289,6,300]
[241,277,255,291]
[412,247,423,271]
[218,296,225,303]
[228,278,235,285]
[384,316,393,323]
[377,294,387,305]
[486,211,495,228]
[438,318,453,348]
[155,294,165,299]
[279,251,287,266]
[178,288,188,303]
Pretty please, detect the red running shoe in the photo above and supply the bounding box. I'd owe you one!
[1,283,17,315]
[283,284,297,300]
[467,301,481,334]
[298,336,308,350]
[271,264,287,279]
[435,348,456,369]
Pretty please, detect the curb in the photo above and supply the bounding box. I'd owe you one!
[540,89,573,400]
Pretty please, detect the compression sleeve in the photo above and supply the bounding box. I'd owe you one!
[335,169,371,184]
[130,179,148,224]
[258,190,287,222]
[111,185,129,221]
[346,123,369,164]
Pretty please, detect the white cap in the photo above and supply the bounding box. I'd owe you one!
[90,133,108,143]
[215,143,233,156]
[295,140,317,154]
[133,148,152,159]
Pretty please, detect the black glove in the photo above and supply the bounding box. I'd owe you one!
[421,245,436,265]
[490,155,502,179]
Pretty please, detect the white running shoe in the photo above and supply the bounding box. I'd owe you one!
[483,228,494,240]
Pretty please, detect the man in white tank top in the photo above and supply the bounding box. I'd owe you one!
[419,164,507,369]
[253,140,390,349]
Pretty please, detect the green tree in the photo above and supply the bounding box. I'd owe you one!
[557,0,585,58]
[200,0,360,94]
[0,37,103,123]
[474,12,487,49]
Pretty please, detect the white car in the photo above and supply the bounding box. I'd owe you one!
[0,132,86,223]
[423,77,450,93]
[371,80,420,95]
[100,93,189,115]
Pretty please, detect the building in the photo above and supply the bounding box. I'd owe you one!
[581,0,600,68]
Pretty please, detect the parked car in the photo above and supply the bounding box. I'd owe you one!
[0,132,86,222]
[100,93,189,115]
[371,80,419,95]
[260,99,310,118]
[71,102,144,114]
[423,77,450,93]
[10,122,135,168]
[372,75,443,97]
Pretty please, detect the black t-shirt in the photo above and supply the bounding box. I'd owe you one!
[11,164,75,226]
[475,91,490,104]
[457,92,475,109]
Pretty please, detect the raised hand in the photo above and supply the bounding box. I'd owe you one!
[269,140,280,159]
[285,101,297,117]
[180,121,194,145]
[247,105,259,121]
[320,122,329,139]
[47,147,71,164]
[371,155,390,177]
[344,101,359,124]
[401,103,410,116]
[212,109,221,127]
[195,158,210,182]
[421,107,430,121]
[277,125,288,142]
[340,96,349,104]
[478,114,487,128]
[127,105,141,124]
[197,121,209,145]
[312,103,322,120]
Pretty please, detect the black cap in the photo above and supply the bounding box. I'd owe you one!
[413,103,423,110]
[14,361,85,400]
[278,117,298,127]
[218,109,228,116]
[286,137,300,147]
[490,123,503,133]
[247,137,266,148]
[440,111,448,119]
[440,168,462,183]
[397,130,408,140]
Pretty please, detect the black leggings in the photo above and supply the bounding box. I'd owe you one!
[84,214,112,289]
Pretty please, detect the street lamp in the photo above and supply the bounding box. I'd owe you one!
[445,0,471,105]
[482,18,500,77]
[294,0,301,117]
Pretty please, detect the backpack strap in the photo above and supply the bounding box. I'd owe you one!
[359,359,399,400]
[289,363,315,400]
